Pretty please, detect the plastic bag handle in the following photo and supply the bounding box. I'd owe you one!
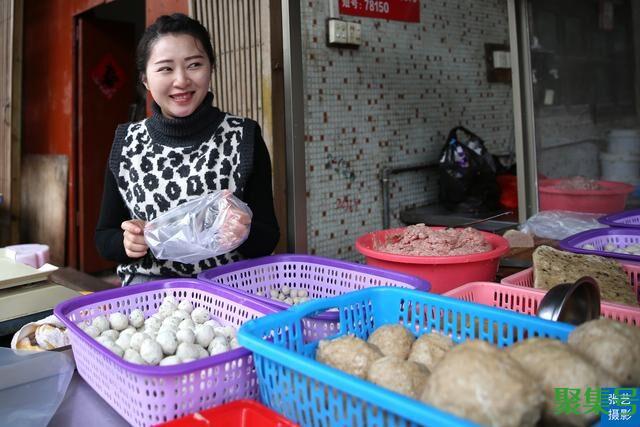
[447,126,484,145]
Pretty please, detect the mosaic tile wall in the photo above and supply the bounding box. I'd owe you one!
[301,0,514,260]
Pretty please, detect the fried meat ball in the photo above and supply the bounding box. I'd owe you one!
[366,356,429,399]
[316,335,383,379]
[508,338,619,426]
[408,331,454,371]
[421,340,544,427]
[367,324,415,359]
[568,319,640,386]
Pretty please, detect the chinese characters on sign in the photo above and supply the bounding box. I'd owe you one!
[554,387,639,425]
[339,0,420,23]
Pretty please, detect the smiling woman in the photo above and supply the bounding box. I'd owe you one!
[142,34,212,119]
[94,13,280,286]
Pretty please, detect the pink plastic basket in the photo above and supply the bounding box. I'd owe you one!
[445,281,640,327]
[198,254,430,341]
[355,226,509,294]
[54,279,279,427]
[538,179,633,214]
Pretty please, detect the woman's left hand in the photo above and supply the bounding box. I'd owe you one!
[220,191,252,241]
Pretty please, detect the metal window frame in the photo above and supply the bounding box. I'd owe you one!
[508,0,539,223]
[282,0,308,253]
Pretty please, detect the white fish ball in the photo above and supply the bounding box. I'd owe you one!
[195,325,215,348]
[191,307,209,324]
[176,342,200,361]
[100,329,119,341]
[120,326,137,337]
[151,312,167,321]
[158,302,177,318]
[128,309,145,328]
[171,310,190,321]
[208,336,230,356]
[162,295,178,306]
[203,318,222,328]
[96,335,115,346]
[115,333,132,350]
[84,325,101,338]
[144,317,162,330]
[91,315,110,333]
[103,341,124,357]
[123,348,145,364]
[178,318,195,330]
[177,300,194,314]
[197,347,209,359]
[162,316,181,329]
[109,312,129,331]
[129,332,150,351]
[140,339,163,365]
[214,325,237,339]
[159,355,182,366]
[176,328,196,344]
[156,330,178,355]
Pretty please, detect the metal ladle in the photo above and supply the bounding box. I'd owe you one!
[537,276,601,325]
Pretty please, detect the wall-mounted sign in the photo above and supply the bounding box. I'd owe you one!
[339,0,420,23]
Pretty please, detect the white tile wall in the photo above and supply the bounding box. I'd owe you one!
[301,0,514,260]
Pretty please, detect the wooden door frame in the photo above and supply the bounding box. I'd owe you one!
[0,0,23,247]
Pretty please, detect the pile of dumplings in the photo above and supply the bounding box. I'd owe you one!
[78,295,239,366]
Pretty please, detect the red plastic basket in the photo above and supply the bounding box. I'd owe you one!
[157,400,298,426]
[445,281,640,327]
[538,179,633,214]
[355,227,509,294]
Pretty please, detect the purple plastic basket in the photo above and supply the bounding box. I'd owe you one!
[559,227,640,262]
[54,279,278,427]
[599,209,640,228]
[197,254,430,340]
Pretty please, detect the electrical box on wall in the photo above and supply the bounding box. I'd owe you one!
[485,43,511,83]
[327,18,361,48]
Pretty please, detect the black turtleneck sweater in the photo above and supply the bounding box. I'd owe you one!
[95,94,279,267]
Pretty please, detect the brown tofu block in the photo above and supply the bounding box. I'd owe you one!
[532,245,638,307]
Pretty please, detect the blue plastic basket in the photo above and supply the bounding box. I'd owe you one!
[238,287,574,427]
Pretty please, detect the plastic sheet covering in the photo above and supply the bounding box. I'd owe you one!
[520,210,607,240]
[0,347,75,427]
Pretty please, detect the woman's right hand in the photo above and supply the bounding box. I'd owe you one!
[121,219,149,258]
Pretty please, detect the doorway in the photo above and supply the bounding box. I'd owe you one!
[74,0,145,273]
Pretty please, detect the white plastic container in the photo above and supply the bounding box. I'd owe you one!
[607,129,640,156]
[600,151,640,185]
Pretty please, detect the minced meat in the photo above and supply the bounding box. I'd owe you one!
[553,176,602,191]
[378,224,492,256]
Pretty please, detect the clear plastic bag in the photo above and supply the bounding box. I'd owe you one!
[519,210,607,240]
[144,191,252,264]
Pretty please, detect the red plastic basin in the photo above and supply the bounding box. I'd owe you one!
[355,227,509,294]
[539,179,633,214]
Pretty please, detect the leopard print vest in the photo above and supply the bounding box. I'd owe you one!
[108,94,254,284]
